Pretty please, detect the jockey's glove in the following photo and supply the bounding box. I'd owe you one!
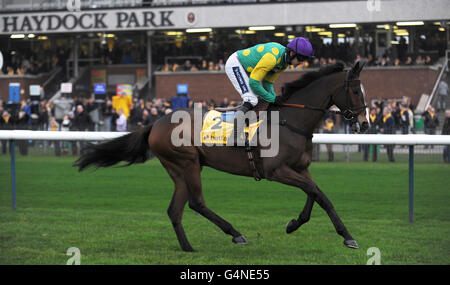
[273,96,285,106]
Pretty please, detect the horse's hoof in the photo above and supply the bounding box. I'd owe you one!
[286,219,298,234]
[182,247,197,252]
[232,235,248,245]
[344,239,359,249]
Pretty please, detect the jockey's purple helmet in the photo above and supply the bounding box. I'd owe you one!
[286,37,315,58]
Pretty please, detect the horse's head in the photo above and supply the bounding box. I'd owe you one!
[331,61,369,133]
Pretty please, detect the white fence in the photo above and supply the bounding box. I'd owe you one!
[1,130,450,222]
[1,130,450,145]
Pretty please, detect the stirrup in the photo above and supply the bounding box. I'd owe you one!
[215,102,253,113]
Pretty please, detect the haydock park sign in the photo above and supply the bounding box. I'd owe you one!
[0,8,201,34]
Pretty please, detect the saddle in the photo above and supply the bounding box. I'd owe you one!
[200,101,268,181]
[200,110,262,146]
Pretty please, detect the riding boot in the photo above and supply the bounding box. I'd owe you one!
[233,102,253,146]
[236,102,253,113]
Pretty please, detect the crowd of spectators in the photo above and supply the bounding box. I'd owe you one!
[2,32,442,78]
[156,52,438,73]
[0,46,70,76]
[0,96,173,156]
[317,96,445,163]
[1,91,448,162]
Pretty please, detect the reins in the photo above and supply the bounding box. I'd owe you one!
[276,74,368,140]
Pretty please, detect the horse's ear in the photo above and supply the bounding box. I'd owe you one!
[351,61,360,74]
[358,61,366,73]
[351,60,365,76]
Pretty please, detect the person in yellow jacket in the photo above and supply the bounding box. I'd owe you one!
[112,92,132,119]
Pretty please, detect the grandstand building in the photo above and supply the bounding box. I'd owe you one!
[0,0,449,110]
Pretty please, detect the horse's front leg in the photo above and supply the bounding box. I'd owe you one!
[286,195,314,234]
[269,165,358,249]
[286,169,315,234]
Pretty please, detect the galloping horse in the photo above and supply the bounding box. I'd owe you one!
[74,61,369,252]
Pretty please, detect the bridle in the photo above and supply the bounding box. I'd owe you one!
[336,71,368,123]
[280,70,367,124]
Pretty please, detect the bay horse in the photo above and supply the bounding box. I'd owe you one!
[74,61,369,252]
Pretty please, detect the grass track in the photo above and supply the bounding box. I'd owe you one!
[0,155,449,265]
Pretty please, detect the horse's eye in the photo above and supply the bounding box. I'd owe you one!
[353,90,359,95]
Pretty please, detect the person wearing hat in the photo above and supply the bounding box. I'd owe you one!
[225,37,315,113]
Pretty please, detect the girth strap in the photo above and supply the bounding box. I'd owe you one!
[280,119,313,140]
[244,130,262,181]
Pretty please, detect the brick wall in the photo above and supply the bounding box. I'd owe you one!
[1,66,439,108]
[155,67,439,107]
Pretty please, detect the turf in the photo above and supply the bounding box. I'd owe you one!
[0,154,449,265]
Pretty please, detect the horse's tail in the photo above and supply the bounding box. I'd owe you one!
[73,124,153,172]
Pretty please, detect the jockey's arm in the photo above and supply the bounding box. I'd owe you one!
[248,53,279,103]
[262,67,287,98]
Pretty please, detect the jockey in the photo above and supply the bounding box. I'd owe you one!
[225,37,315,113]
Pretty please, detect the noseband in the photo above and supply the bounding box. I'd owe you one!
[333,72,368,123]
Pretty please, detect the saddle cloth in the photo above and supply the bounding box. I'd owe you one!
[200,110,263,145]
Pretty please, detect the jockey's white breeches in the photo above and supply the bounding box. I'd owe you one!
[225,52,258,107]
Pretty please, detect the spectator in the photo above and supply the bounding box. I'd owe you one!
[73,105,93,132]
[220,97,230,108]
[415,55,425,65]
[48,116,61,156]
[101,99,114,132]
[442,109,450,163]
[137,109,152,128]
[381,107,395,162]
[208,61,218,71]
[61,114,71,155]
[422,106,439,149]
[437,77,448,112]
[149,107,161,124]
[405,56,413,65]
[112,92,132,119]
[68,111,78,156]
[0,110,14,154]
[400,104,410,135]
[116,108,127,132]
[53,94,73,125]
[182,60,195,71]
[322,117,335,162]
[363,108,381,162]
[199,59,208,71]
[16,110,30,155]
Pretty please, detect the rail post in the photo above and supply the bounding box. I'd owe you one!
[10,140,16,211]
[409,145,414,223]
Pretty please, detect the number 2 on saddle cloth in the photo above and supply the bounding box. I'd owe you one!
[200,110,263,146]
[200,110,264,181]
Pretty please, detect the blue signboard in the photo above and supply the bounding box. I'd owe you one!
[177,84,188,95]
[94,83,106,94]
[9,83,20,103]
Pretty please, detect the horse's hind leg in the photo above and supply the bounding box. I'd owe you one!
[183,160,247,245]
[164,163,196,252]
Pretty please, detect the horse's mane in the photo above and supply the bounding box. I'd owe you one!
[282,61,345,99]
